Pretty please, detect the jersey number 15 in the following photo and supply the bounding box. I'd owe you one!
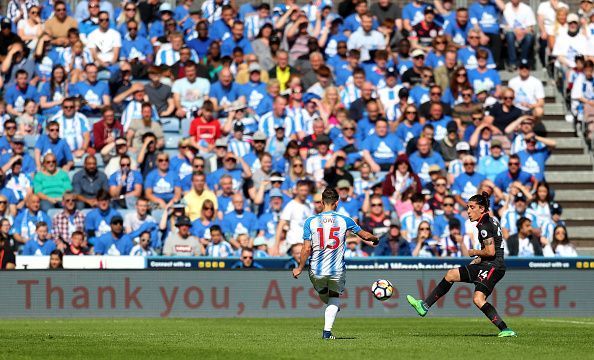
[317,227,340,250]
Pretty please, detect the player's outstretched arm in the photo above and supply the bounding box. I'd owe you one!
[357,230,379,246]
[468,237,496,258]
[292,241,312,279]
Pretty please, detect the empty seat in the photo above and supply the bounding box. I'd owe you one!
[161,117,180,133]
[164,134,182,149]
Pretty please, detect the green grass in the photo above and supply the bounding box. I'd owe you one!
[1,318,593,359]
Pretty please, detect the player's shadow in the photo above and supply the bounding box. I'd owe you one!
[334,337,357,340]
[410,333,495,338]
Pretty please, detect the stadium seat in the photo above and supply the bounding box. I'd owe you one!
[165,134,182,149]
[164,149,178,159]
[161,117,180,133]
[47,208,61,219]
[181,118,190,136]
[24,135,37,149]
[88,117,102,125]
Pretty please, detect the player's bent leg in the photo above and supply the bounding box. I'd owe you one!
[318,287,330,305]
[407,268,461,317]
[473,289,517,337]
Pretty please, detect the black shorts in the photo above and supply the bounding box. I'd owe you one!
[459,264,505,296]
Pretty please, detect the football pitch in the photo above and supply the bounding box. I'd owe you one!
[1,318,592,359]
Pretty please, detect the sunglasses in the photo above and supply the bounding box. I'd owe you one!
[48,128,59,132]
[343,127,355,131]
[509,162,520,166]
[463,162,475,166]
[125,7,136,11]
[462,93,473,97]
[55,8,66,11]
[443,203,454,207]
[406,111,417,115]
[457,73,467,77]
[89,4,99,8]
[63,105,74,109]
[0,201,7,205]
[435,41,446,45]
[112,221,123,225]
[435,183,446,187]
[203,207,214,211]
[99,18,109,22]
[30,11,39,14]
[430,92,441,96]
[4,126,16,130]
[503,96,514,100]
[419,227,431,231]
[472,116,483,121]
[293,164,303,168]
[157,159,169,163]
[120,163,130,167]
[468,36,479,39]
[128,27,138,30]
[224,158,236,162]
[371,203,383,207]
[242,256,253,259]
[64,199,75,203]
[526,138,537,143]
[193,164,204,168]
[45,160,57,164]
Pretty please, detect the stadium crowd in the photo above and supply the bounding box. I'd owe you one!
[0,0,589,270]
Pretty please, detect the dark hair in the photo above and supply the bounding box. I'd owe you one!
[411,193,425,203]
[15,69,28,78]
[535,181,552,202]
[96,189,111,201]
[50,65,66,98]
[210,224,223,234]
[551,225,570,252]
[71,230,84,239]
[516,216,531,232]
[468,191,490,211]
[322,187,339,205]
[36,221,48,229]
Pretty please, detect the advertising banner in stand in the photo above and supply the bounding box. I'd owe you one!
[1,270,592,318]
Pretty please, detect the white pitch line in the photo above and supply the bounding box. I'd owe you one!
[538,319,594,325]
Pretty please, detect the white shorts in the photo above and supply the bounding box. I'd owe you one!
[308,271,346,295]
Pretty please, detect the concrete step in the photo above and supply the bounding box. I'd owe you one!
[554,190,594,202]
[552,137,585,155]
[544,103,564,115]
[562,209,594,221]
[543,120,576,137]
[546,171,594,190]
[565,226,594,240]
[548,154,592,166]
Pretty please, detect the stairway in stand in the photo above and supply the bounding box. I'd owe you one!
[502,71,594,253]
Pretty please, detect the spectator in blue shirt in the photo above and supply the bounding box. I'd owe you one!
[494,153,537,194]
[478,139,508,181]
[452,155,486,206]
[5,70,39,117]
[0,134,37,176]
[432,195,467,239]
[34,120,74,170]
[21,221,56,255]
[84,190,122,241]
[232,248,264,269]
[457,28,496,70]
[444,7,472,47]
[373,224,413,256]
[361,119,404,172]
[468,48,502,97]
[144,152,182,210]
[221,193,258,241]
[39,65,68,117]
[221,21,253,57]
[336,180,362,222]
[409,137,446,185]
[517,132,555,182]
[120,19,154,69]
[403,0,428,33]
[93,215,135,255]
[69,63,111,116]
[11,194,52,245]
[187,20,213,59]
[468,0,505,68]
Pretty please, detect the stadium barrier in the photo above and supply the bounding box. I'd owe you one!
[15,255,594,270]
[1,269,592,318]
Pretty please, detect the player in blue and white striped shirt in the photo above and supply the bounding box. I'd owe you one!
[292,187,378,340]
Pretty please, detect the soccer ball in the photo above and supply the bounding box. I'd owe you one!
[371,279,394,301]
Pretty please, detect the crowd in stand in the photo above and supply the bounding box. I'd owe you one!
[1,0,589,270]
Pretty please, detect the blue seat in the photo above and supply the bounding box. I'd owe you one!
[24,135,37,149]
[161,117,180,133]
[165,134,182,149]
[181,118,190,136]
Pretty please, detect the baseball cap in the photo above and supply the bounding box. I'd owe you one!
[248,62,262,73]
[386,67,398,78]
[315,134,331,145]
[411,49,425,58]
[214,138,228,147]
[12,134,25,143]
[428,164,442,173]
[515,192,527,203]
[270,174,285,182]
[424,5,435,14]
[110,215,124,224]
[253,237,268,247]
[456,141,471,152]
[551,202,563,215]
[491,139,503,148]
[115,137,127,146]
[1,18,11,30]
[518,59,530,69]
[253,131,267,141]
[269,188,283,198]
[446,121,458,133]
[302,92,321,104]
[567,13,579,23]
[233,122,245,132]
[159,2,173,14]
[175,215,192,227]
[337,179,352,189]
